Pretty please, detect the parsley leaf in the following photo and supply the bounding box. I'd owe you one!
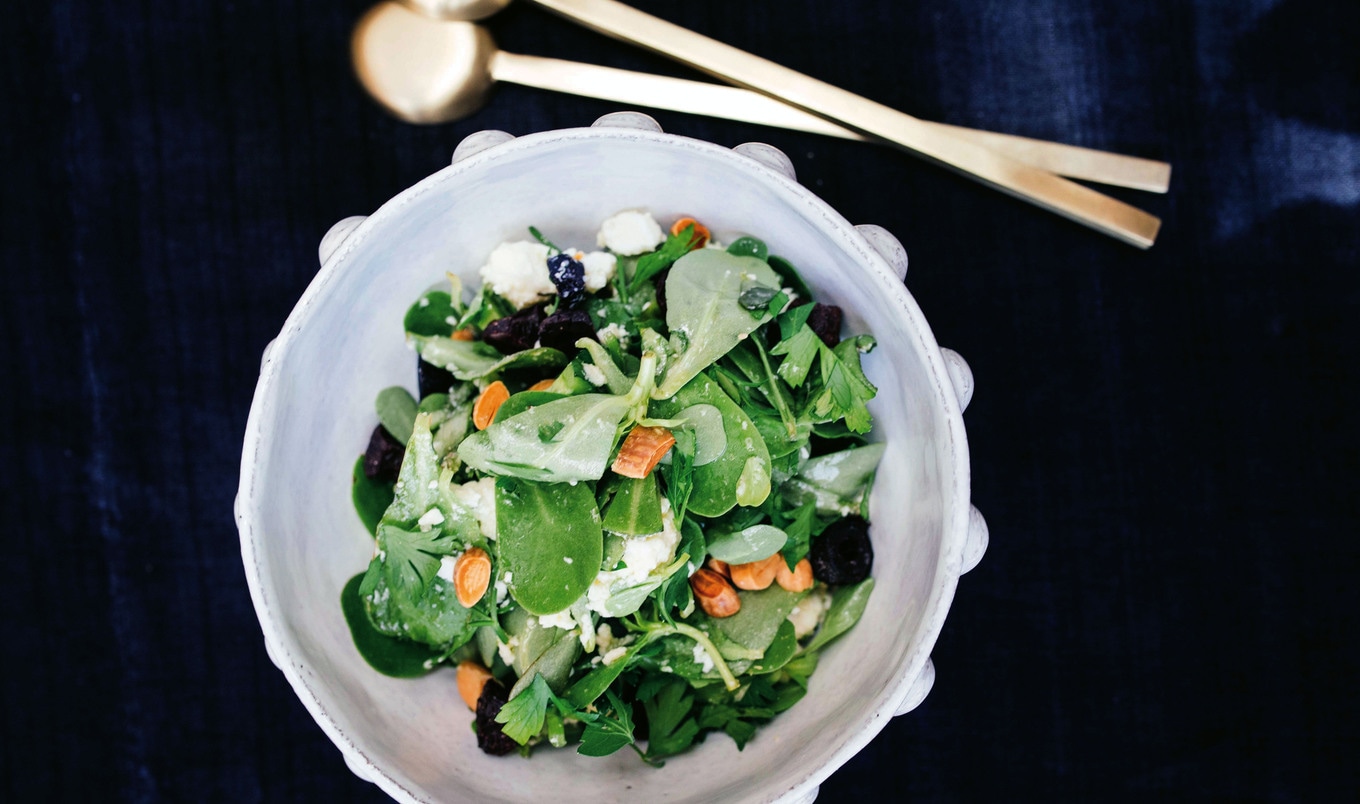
[779,500,819,569]
[494,674,553,745]
[642,678,701,760]
[807,336,878,433]
[629,224,697,291]
[578,690,637,757]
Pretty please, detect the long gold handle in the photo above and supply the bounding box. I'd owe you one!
[531,0,1161,247]
[493,51,1169,193]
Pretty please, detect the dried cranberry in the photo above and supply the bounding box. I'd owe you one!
[475,680,519,756]
[482,304,546,355]
[807,303,843,347]
[809,515,873,585]
[362,424,404,483]
[417,354,455,398]
[538,308,596,353]
[547,253,587,308]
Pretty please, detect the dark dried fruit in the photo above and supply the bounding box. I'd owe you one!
[653,268,670,320]
[474,680,519,756]
[809,515,873,585]
[482,304,547,355]
[362,424,405,483]
[807,303,843,347]
[417,354,455,398]
[538,308,596,353]
[547,253,587,308]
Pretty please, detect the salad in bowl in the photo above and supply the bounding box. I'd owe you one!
[347,209,882,763]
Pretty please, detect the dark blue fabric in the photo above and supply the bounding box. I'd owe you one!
[3,0,1356,800]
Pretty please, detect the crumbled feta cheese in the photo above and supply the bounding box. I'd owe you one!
[537,609,576,631]
[581,362,608,387]
[596,322,629,346]
[585,498,681,615]
[417,507,445,531]
[478,240,554,308]
[596,623,615,656]
[497,637,517,667]
[692,643,715,673]
[578,250,618,291]
[452,476,498,540]
[597,210,665,255]
[563,556,573,564]
[418,296,431,307]
[495,571,512,605]
[436,555,458,584]
[601,646,628,667]
[787,588,830,640]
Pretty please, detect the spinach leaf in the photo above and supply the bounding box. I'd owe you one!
[654,249,783,398]
[602,475,664,536]
[564,641,647,709]
[495,477,603,615]
[726,236,768,260]
[351,455,393,536]
[375,386,418,443]
[413,335,568,382]
[340,572,442,677]
[767,255,814,302]
[803,578,874,653]
[714,585,808,657]
[706,524,787,565]
[592,554,689,618]
[508,630,581,698]
[651,374,772,517]
[454,285,514,331]
[459,393,631,482]
[576,338,633,395]
[492,390,563,424]
[642,679,701,760]
[678,403,726,466]
[361,562,480,648]
[780,442,886,515]
[749,620,798,675]
[404,290,460,338]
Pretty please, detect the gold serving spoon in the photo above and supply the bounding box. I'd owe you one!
[354,3,1170,193]
[388,0,1163,247]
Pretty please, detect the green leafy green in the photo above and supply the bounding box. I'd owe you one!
[642,678,701,760]
[629,223,698,291]
[654,249,783,398]
[351,456,393,536]
[404,290,461,338]
[495,477,603,615]
[706,524,787,564]
[807,336,878,433]
[804,578,875,653]
[460,394,631,482]
[578,690,637,757]
[602,475,664,536]
[726,236,768,260]
[375,386,418,443]
[340,572,442,677]
[492,390,564,424]
[495,674,554,745]
[780,443,886,515]
[714,585,808,658]
[413,335,568,382]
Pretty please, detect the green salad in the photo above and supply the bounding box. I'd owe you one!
[345,210,883,763]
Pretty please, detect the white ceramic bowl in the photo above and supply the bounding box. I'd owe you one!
[237,113,987,804]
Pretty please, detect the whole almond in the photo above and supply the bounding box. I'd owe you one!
[454,547,492,608]
[729,554,783,591]
[456,660,493,710]
[775,557,815,592]
[690,568,741,618]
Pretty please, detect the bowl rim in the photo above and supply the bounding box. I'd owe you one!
[236,122,972,804]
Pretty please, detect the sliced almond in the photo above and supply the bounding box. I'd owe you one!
[453,547,492,608]
[729,554,783,591]
[472,380,510,430]
[456,660,493,710]
[527,378,555,392]
[670,216,711,251]
[775,557,815,592]
[611,425,676,479]
[706,557,731,579]
[451,328,476,341]
[690,568,741,618]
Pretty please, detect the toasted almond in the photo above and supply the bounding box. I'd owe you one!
[456,660,493,710]
[729,554,783,591]
[670,216,711,251]
[453,547,492,608]
[611,425,676,479]
[527,378,555,392]
[451,328,476,341]
[706,557,731,579]
[472,380,510,430]
[775,557,815,592]
[690,568,741,618]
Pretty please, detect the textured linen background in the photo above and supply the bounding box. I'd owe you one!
[2,0,1356,800]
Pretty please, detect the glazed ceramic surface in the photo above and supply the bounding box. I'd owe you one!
[237,114,984,804]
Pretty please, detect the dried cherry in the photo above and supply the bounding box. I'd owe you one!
[807,303,843,347]
[417,354,455,398]
[362,424,404,483]
[809,515,873,585]
[482,304,546,355]
[538,308,595,354]
[474,680,519,756]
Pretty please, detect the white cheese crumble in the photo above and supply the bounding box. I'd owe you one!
[585,498,681,615]
[788,587,830,640]
[692,643,715,673]
[478,240,555,308]
[578,250,618,291]
[451,476,498,540]
[581,362,608,387]
[417,507,445,531]
[596,322,629,346]
[597,210,665,255]
[600,646,629,667]
[436,554,458,584]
